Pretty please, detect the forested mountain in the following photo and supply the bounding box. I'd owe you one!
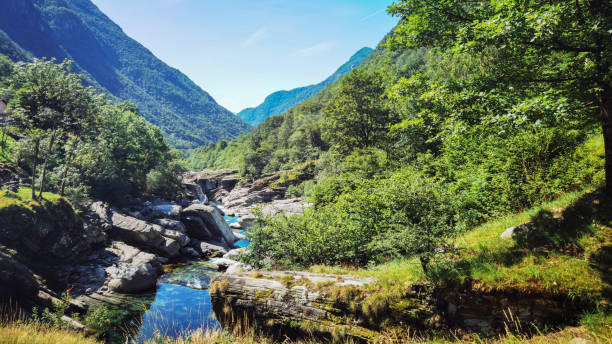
[186,37,426,171]
[0,0,251,149]
[237,47,373,126]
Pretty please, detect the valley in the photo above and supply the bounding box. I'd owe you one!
[0,0,611,343]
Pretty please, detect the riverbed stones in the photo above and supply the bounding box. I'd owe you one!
[190,239,227,258]
[223,247,247,260]
[154,218,187,233]
[183,204,236,247]
[105,242,162,293]
[151,203,183,220]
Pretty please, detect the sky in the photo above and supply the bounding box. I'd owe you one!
[91,0,399,113]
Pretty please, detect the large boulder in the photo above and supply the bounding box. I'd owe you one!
[105,242,162,293]
[181,215,216,241]
[0,252,39,300]
[109,212,180,258]
[182,204,236,247]
[154,218,187,234]
[210,272,384,342]
[150,204,182,220]
[0,197,106,261]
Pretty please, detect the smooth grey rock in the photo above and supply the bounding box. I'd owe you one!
[160,228,190,247]
[151,204,182,220]
[229,222,242,230]
[191,239,227,258]
[154,218,187,233]
[223,247,247,260]
[105,242,162,293]
[233,232,247,241]
[181,215,215,240]
[183,204,236,247]
[210,271,379,341]
[500,222,535,239]
[180,247,200,258]
[210,258,240,271]
[110,212,164,246]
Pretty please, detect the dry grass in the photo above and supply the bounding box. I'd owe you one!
[0,322,101,344]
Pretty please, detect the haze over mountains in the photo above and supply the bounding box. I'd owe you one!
[237,47,373,126]
[0,0,251,149]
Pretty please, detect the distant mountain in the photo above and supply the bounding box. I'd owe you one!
[237,47,373,126]
[0,0,251,149]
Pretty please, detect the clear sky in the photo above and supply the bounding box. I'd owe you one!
[91,0,398,113]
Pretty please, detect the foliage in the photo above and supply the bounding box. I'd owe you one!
[1,58,182,204]
[84,304,131,344]
[323,69,397,154]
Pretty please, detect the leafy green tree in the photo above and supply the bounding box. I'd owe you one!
[388,0,612,194]
[8,59,96,198]
[323,70,397,154]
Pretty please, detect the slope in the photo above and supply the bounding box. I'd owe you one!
[0,0,251,149]
[237,47,373,126]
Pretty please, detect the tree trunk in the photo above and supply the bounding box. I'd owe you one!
[600,83,612,197]
[59,150,73,196]
[31,139,40,200]
[419,256,429,275]
[38,130,56,199]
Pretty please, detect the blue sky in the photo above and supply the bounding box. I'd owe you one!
[91,0,398,113]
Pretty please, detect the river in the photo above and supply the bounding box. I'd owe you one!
[128,213,248,343]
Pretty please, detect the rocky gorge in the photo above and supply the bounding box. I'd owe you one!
[0,168,598,343]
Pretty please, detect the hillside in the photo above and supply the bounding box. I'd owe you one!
[186,36,427,173]
[237,47,373,126]
[0,0,251,149]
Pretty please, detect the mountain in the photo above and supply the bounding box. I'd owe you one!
[237,47,373,126]
[0,0,251,149]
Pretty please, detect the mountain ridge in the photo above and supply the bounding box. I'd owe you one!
[237,47,373,126]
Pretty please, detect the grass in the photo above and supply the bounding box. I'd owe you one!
[0,317,610,344]
[0,187,62,207]
[0,322,101,344]
[308,187,610,301]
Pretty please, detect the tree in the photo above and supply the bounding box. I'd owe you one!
[388,0,612,194]
[8,59,96,198]
[323,70,397,154]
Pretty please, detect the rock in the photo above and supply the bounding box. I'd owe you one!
[181,215,214,240]
[154,218,187,234]
[238,214,258,229]
[105,242,162,293]
[223,247,247,260]
[225,262,252,274]
[183,204,236,247]
[0,198,106,261]
[180,247,200,258]
[156,237,181,258]
[182,169,240,201]
[160,228,190,247]
[210,271,380,342]
[229,222,242,230]
[0,252,39,300]
[261,199,310,218]
[233,232,247,241]
[151,204,182,220]
[191,239,227,258]
[500,222,535,239]
[110,212,164,246]
[210,258,240,271]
